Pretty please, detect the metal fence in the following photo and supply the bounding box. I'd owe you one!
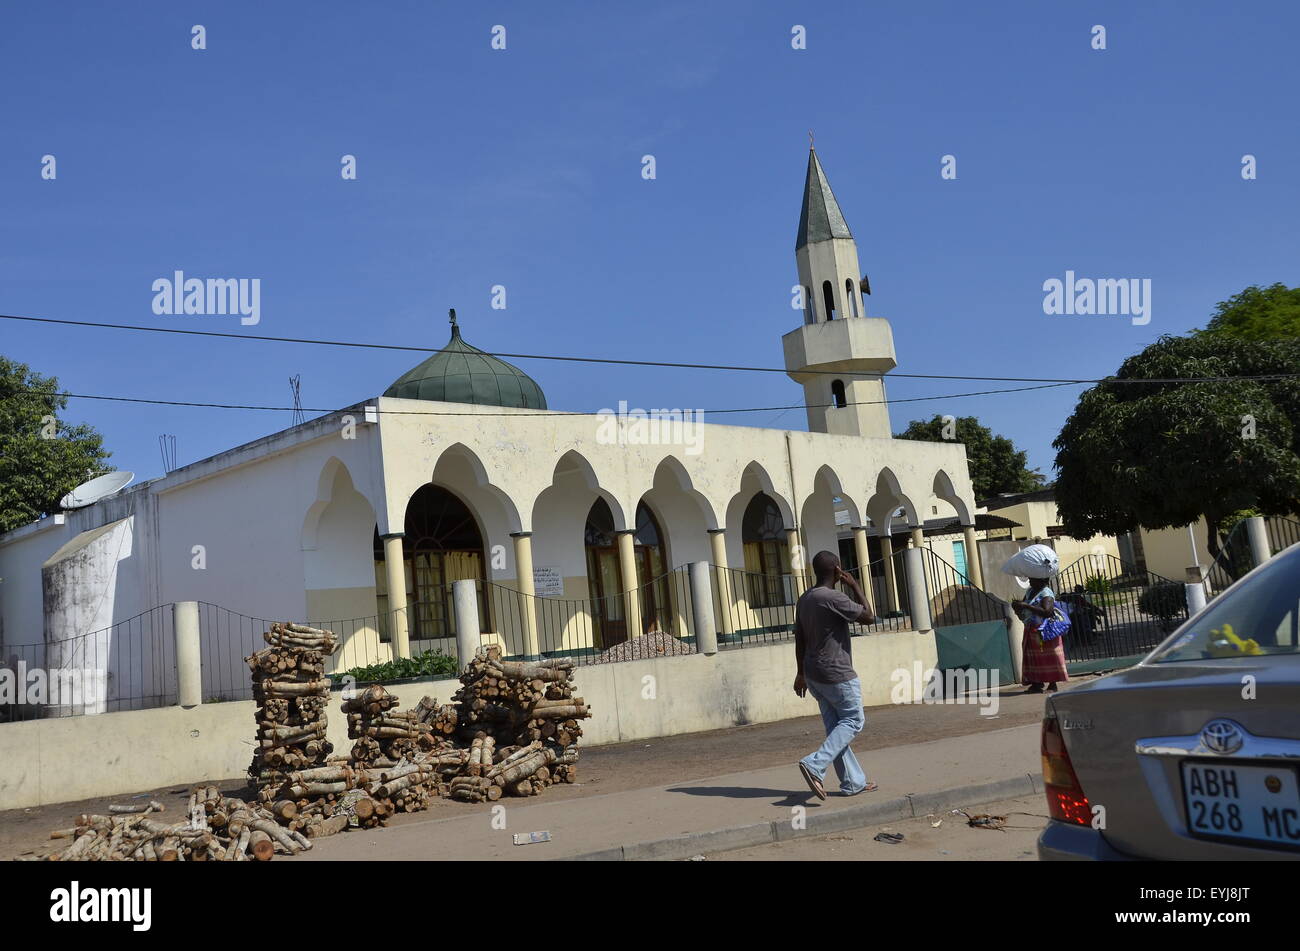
[197,602,464,703]
[710,562,918,649]
[0,605,177,722]
[477,565,697,666]
[1205,520,1255,596]
[918,548,1007,627]
[1055,553,1187,663]
[1264,516,1300,556]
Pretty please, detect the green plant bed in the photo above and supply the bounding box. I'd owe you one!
[328,648,458,687]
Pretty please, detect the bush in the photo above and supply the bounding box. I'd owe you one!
[1139,582,1185,621]
[1083,573,1112,596]
[329,649,458,686]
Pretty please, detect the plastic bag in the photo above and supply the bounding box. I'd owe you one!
[1000,543,1059,581]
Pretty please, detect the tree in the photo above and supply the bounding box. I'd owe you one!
[1200,283,1300,340]
[1052,334,1300,559]
[0,357,112,534]
[895,415,1045,500]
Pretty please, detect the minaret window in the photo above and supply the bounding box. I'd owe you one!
[831,380,847,408]
[845,279,859,318]
[804,286,814,324]
[822,281,836,320]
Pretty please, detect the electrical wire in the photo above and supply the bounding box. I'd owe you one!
[4,313,1295,386]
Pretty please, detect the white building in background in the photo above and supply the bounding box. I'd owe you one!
[0,149,979,709]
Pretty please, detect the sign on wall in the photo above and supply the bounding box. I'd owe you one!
[533,565,564,598]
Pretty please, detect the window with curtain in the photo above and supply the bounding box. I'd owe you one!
[741,493,791,608]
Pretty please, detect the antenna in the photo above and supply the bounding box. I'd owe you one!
[158,434,177,473]
[289,375,305,426]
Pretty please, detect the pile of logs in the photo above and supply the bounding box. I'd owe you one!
[340,685,466,818]
[446,646,588,799]
[32,633,596,860]
[247,623,340,787]
[31,786,315,861]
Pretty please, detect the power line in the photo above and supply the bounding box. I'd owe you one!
[5,312,1294,386]
[5,380,1085,417]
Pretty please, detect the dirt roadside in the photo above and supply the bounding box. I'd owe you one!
[1,684,1061,859]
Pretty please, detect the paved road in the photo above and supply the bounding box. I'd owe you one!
[707,795,1048,861]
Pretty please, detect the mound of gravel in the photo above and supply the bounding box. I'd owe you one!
[597,631,695,663]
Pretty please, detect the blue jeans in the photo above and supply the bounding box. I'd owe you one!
[800,676,867,793]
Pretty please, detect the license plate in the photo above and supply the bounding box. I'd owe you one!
[1181,761,1300,849]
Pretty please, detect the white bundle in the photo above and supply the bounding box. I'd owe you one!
[1000,543,1060,583]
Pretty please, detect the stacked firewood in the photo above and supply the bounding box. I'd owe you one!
[447,646,588,799]
[343,684,444,764]
[247,623,339,787]
[30,786,314,861]
[341,685,466,819]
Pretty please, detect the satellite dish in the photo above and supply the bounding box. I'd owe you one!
[60,471,135,510]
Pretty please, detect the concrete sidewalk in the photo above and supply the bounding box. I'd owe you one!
[301,723,1043,861]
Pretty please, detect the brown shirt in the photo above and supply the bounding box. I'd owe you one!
[796,585,861,684]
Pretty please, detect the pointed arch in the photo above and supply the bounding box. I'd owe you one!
[932,469,972,525]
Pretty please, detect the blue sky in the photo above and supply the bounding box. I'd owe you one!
[2,1,1297,489]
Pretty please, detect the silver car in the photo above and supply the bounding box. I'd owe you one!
[1039,542,1300,860]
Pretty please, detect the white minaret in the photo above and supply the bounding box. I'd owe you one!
[783,147,897,438]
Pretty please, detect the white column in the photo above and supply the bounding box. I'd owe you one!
[381,533,411,660]
[174,601,202,708]
[851,526,871,589]
[903,546,931,634]
[689,561,718,655]
[512,532,541,660]
[785,527,806,593]
[452,579,480,673]
[709,529,736,637]
[1246,516,1272,567]
[881,533,900,613]
[910,525,925,551]
[617,530,642,638]
[962,524,985,588]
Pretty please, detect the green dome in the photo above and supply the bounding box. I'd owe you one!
[384,317,547,409]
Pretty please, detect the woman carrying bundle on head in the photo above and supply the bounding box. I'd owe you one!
[1001,545,1070,694]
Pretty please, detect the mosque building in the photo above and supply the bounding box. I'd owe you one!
[0,149,980,706]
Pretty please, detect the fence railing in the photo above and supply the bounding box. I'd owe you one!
[1055,553,1187,662]
[476,565,697,666]
[918,548,1007,627]
[1205,520,1254,596]
[0,606,177,721]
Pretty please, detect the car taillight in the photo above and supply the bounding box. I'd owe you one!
[1042,714,1091,825]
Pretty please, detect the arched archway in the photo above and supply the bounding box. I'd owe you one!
[374,484,490,643]
[742,492,792,608]
[583,499,671,646]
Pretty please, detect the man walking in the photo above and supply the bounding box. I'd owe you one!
[794,550,878,799]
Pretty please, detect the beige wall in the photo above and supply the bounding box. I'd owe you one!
[0,630,937,811]
[1139,520,1212,581]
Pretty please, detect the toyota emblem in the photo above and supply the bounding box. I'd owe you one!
[1200,719,1245,755]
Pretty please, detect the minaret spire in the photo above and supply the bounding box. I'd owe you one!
[796,149,853,251]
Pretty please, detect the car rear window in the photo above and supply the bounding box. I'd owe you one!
[1148,549,1300,662]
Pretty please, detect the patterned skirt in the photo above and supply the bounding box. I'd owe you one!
[1021,629,1069,684]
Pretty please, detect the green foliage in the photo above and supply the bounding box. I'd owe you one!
[1139,581,1185,621]
[1053,333,1300,545]
[1200,283,1300,341]
[329,649,458,686]
[1083,573,1111,596]
[0,356,112,534]
[895,415,1045,500]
